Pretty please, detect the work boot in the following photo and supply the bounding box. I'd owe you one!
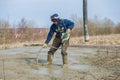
[62,54,68,68]
[43,53,52,66]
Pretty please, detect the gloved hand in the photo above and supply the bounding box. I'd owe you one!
[62,29,72,43]
[42,43,47,48]
[66,28,71,34]
[62,33,70,43]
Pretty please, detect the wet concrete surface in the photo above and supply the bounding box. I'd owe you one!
[0,46,120,80]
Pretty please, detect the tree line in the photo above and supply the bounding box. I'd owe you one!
[71,16,120,37]
[0,17,120,44]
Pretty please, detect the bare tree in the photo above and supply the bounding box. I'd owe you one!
[115,22,120,34]
[0,19,10,44]
[102,18,115,35]
[18,18,34,42]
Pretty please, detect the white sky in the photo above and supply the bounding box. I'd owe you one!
[0,0,120,27]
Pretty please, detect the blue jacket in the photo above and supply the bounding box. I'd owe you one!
[45,19,74,44]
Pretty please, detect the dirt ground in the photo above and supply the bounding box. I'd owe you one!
[0,46,120,80]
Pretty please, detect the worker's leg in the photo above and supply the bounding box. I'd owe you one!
[61,40,69,68]
[45,38,61,65]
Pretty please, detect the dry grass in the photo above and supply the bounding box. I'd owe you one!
[0,34,120,49]
[70,34,120,45]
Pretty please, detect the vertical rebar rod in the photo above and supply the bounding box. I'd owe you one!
[2,56,5,80]
[2,26,6,80]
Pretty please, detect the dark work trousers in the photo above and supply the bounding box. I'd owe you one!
[48,37,69,56]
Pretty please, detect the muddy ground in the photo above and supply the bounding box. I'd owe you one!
[0,46,120,80]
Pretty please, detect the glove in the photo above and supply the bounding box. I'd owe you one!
[61,29,71,43]
[42,43,47,48]
[62,33,70,43]
[66,28,71,34]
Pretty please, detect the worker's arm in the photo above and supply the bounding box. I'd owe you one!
[43,25,54,48]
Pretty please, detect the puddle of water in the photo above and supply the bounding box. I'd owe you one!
[53,69,61,74]
[25,47,49,54]
[0,48,26,55]
[5,70,16,75]
[32,67,48,75]
[5,61,18,66]
[68,64,91,71]
[0,46,48,55]
[53,69,62,77]
[0,47,97,56]
[68,48,97,54]
[38,68,48,75]
[32,66,63,76]
[69,57,79,64]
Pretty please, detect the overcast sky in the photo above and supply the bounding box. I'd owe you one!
[0,0,120,27]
